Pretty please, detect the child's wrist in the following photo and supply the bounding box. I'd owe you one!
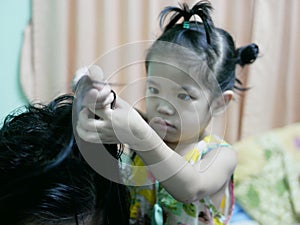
[128,124,162,151]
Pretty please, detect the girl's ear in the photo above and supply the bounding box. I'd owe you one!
[211,90,234,116]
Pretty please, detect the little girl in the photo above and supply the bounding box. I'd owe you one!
[75,1,259,224]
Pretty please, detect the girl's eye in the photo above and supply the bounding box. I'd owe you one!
[178,93,192,101]
[148,87,159,94]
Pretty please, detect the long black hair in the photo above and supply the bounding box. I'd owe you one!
[0,94,130,225]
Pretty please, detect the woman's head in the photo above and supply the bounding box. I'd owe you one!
[145,0,259,97]
[0,95,129,225]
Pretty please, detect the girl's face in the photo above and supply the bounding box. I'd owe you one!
[145,60,213,146]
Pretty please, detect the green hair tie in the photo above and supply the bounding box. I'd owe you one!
[183,21,190,29]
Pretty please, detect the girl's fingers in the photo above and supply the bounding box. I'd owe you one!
[76,108,118,144]
[72,66,90,92]
[73,65,113,110]
[72,65,104,91]
[77,124,117,144]
[73,66,116,113]
[77,124,120,144]
[76,124,102,143]
[77,108,104,131]
[77,108,112,132]
[82,86,115,112]
[88,65,104,82]
[94,86,115,110]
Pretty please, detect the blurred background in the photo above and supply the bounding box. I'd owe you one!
[0,0,299,143]
[0,0,30,121]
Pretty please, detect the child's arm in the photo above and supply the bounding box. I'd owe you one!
[76,81,237,204]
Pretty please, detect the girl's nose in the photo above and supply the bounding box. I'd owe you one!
[156,99,175,115]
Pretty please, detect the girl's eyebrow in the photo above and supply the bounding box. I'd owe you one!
[181,85,200,96]
[182,85,195,92]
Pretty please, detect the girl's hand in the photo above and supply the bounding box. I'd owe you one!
[74,65,153,148]
[73,65,115,110]
[73,65,118,143]
[78,88,153,149]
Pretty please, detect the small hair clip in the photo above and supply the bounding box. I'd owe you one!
[183,21,190,29]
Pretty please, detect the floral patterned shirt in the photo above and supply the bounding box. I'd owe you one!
[124,135,234,225]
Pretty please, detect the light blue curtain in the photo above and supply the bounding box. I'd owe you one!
[0,0,31,123]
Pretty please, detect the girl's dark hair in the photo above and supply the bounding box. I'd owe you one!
[145,0,259,94]
[0,94,129,225]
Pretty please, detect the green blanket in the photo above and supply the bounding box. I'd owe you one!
[233,123,300,225]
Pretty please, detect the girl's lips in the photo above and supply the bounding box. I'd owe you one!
[151,117,176,130]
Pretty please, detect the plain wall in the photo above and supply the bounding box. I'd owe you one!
[0,0,31,124]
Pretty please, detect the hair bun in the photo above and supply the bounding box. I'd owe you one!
[236,43,259,66]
